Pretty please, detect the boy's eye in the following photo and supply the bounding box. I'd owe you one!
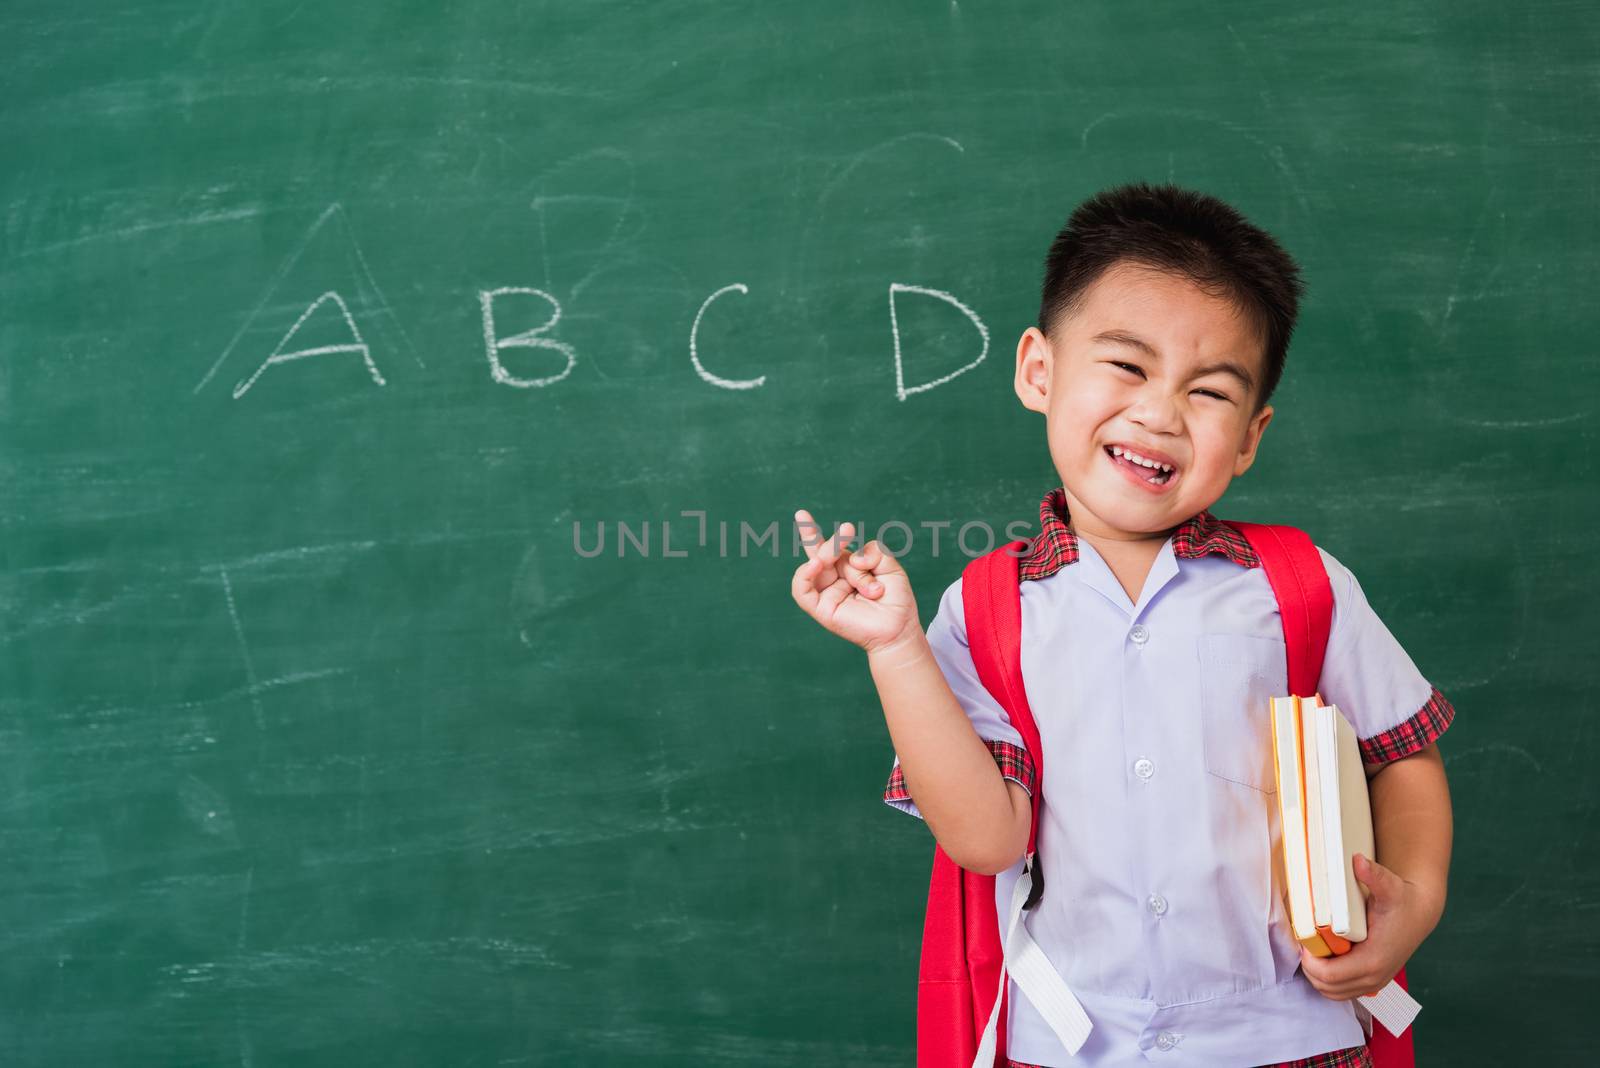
[1110,361,1233,403]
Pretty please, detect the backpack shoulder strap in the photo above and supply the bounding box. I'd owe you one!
[1224,521,1332,698]
[1223,521,1418,1068]
[961,541,1044,854]
[956,542,1094,1060]
[915,544,1042,1068]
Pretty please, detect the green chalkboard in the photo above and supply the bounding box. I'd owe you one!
[2,1,1594,1063]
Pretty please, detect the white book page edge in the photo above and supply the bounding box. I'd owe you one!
[1318,703,1348,934]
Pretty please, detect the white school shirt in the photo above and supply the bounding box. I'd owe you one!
[883,487,1456,1066]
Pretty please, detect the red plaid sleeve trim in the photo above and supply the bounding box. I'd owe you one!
[1009,1043,1371,1068]
[1358,684,1456,765]
[883,739,1037,805]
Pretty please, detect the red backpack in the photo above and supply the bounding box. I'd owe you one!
[914,522,1415,1068]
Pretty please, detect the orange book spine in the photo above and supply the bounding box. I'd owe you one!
[1316,925,1353,955]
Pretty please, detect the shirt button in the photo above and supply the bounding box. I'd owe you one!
[1155,1030,1181,1051]
[1147,893,1168,917]
[1129,623,1149,645]
[1133,757,1155,780]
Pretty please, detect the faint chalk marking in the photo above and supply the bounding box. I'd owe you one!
[529,147,639,300]
[815,133,966,214]
[690,284,764,390]
[198,540,378,574]
[218,568,265,731]
[231,290,386,399]
[255,667,345,689]
[1440,186,1498,334]
[179,776,237,839]
[1425,186,1589,428]
[346,214,422,369]
[479,287,577,388]
[1446,411,1588,429]
[237,864,255,1066]
[2,584,143,645]
[795,133,968,330]
[1440,741,1543,775]
[889,283,990,401]
[21,206,262,259]
[1080,109,1310,216]
[238,866,254,950]
[272,0,308,29]
[212,667,349,706]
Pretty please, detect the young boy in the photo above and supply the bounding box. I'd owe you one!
[790,183,1454,1067]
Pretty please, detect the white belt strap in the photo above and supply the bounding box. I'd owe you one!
[972,855,1093,1067]
[1356,979,1422,1038]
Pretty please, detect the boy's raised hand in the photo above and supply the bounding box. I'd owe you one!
[790,509,919,654]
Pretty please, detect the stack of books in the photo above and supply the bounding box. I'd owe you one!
[1270,694,1423,1036]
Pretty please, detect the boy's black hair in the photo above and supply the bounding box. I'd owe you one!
[1037,182,1304,412]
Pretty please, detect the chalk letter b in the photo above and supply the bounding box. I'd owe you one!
[479,287,577,389]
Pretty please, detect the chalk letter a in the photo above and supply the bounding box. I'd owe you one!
[232,291,386,399]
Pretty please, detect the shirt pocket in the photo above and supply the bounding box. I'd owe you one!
[1198,633,1286,794]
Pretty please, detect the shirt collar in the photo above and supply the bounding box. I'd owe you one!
[1018,486,1260,582]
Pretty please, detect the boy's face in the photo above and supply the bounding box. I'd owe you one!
[1015,260,1275,544]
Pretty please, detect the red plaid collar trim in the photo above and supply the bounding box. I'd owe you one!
[1018,486,1260,581]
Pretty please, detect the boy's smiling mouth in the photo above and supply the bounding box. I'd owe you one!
[1104,443,1179,489]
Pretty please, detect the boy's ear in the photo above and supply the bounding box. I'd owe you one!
[1014,327,1052,414]
[1233,403,1274,476]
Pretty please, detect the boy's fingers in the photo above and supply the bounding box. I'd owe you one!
[825,527,879,587]
[840,542,887,597]
[1300,945,1387,1000]
[794,518,887,605]
[796,529,882,606]
[848,539,901,575]
[794,509,824,561]
[817,521,855,565]
[849,545,900,601]
[795,512,869,568]
[841,557,883,598]
[794,509,844,562]
[847,541,877,570]
[791,558,821,612]
[792,555,841,613]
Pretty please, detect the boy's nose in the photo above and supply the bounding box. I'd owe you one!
[1126,396,1182,433]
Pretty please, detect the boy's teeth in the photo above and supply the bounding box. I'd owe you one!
[1110,445,1173,472]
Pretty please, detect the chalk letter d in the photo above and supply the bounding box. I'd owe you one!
[888,283,989,402]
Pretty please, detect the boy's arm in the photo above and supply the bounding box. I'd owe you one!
[1368,740,1452,929]
[869,628,1032,876]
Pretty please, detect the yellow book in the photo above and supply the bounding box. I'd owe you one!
[1270,695,1330,956]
